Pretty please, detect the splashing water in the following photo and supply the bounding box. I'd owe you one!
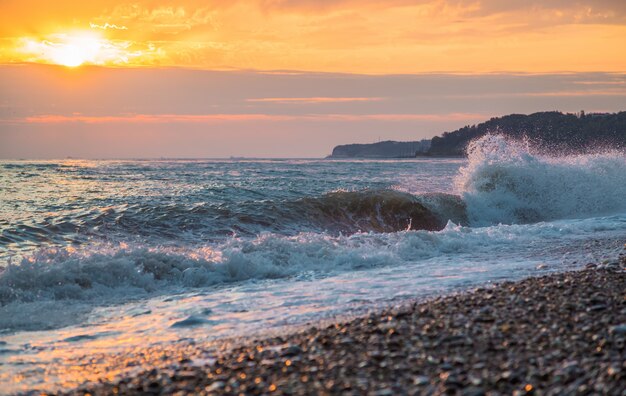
[1,148,625,394]
[455,134,626,225]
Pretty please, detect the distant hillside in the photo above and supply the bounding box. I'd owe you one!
[428,111,626,156]
[328,139,431,158]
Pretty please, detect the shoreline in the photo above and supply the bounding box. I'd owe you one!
[53,260,626,396]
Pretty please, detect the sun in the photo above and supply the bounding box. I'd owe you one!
[48,33,103,67]
[20,31,122,67]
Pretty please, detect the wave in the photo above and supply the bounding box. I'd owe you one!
[455,134,626,225]
[1,190,466,252]
[0,226,451,308]
[290,190,464,233]
[0,221,574,305]
[0,229,429,331]
[3,135,625,261]
[3,136,626,331]
[3,212,625,331]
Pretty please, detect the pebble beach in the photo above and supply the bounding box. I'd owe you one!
[56,256,626,396]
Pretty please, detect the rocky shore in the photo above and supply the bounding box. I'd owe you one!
[59,261,625,396]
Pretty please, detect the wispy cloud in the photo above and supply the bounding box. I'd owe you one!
[19,114,295,124]
[444,89,626,99]
[572,80,626,86]
[89,23,128,30]
[320,113,486,121]
[246,97,385,103]
[104,4,217,34]
[521,90,626,97]
[2,1,626,72]
[6,112,486,125]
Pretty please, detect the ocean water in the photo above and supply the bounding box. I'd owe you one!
[1,135,625,392]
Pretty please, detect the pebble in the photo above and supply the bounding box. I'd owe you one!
[412,376,429,386]
[204,381,225,391]
[610,324,626,335]
[282,345,303,357]
[57,268,624,396]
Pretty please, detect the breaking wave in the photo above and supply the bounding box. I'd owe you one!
[0,190,465,250]
[4,214,621,315]
[2,135,626,331]
[456,134,626,225]
[0,225,458,309]
[5,135,622,252]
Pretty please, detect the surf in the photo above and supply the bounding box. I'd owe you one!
[1,136,625,333]
[456,134,626,225]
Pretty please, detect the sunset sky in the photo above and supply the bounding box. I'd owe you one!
[1,0,625,158]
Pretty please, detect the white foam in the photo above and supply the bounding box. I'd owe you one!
[455,134,626,225]
[2,142,626,333]
[2,212,625,332]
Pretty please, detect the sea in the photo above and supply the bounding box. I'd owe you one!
[1,135,625,393]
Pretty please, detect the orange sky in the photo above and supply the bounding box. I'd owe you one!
[1,1,625,158]
[1,0,626,73]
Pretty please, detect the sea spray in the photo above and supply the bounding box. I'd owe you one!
[1,153,625,333]
[3,212,625,332]
[456,134,626,225]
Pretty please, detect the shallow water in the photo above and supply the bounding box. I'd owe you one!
[1,135,625,393]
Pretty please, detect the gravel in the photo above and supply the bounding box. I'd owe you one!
[53,257,625,396]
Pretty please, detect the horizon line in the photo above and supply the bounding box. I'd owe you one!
[2,62,626,77]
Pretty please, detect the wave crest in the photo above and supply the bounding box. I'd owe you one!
[294,190,456,233]
[456,134,626,225]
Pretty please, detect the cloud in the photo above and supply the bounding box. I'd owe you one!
[102,3,219,34]
[254,0,626,21]
[19,113,294,124]
[2,0,626,72]
[445,89,626,99]
[7,112,486,124]
[89,23,128,30]
[246,97,385,103]
[2,65,625,158]
[321,113,486,121]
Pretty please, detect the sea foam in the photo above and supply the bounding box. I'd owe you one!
[456,134,626,225]
[1,136,626,332]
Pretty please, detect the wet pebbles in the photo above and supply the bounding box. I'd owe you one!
[62,263,625,396]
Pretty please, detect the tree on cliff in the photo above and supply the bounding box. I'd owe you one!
[427,111,626,156]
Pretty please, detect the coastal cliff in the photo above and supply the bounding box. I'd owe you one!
[328,111,626,158]
[429,111,626,156]
[328,139,431,158]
